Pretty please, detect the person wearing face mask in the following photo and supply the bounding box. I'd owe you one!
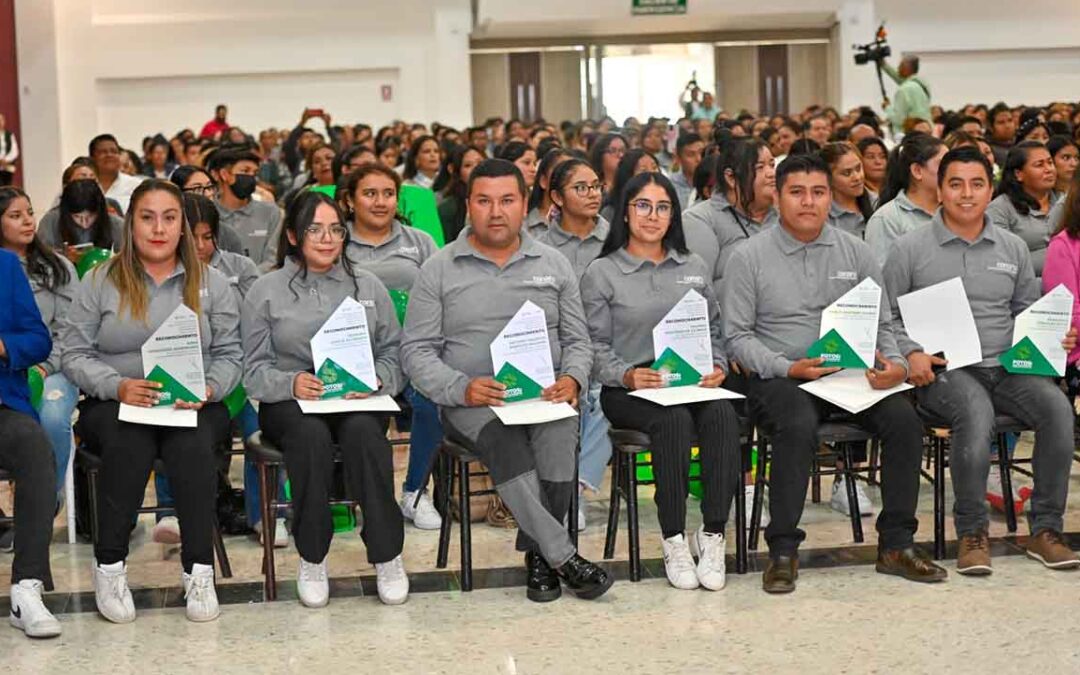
[822,142,875,238]
[986,141,1059,279]
[208,147,284,272]
[864,133,947,266]
[36,179,124,261]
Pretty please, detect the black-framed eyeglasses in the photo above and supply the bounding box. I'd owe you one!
[631,200,673,220]
[569,182,603,197]
[183,184,216,197]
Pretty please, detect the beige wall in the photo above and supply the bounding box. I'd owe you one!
[787,43,830,113]
[715,45,759,115]
[540,51,583,123]
[470,53,511,124]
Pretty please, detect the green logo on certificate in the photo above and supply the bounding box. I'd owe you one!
[494,362,543,403]
[807,328,869,369]
[999,336,1058,376]
[650,347,701,387]
[317,358,374,399]
[146,365,201,406]
[388,289,410,326]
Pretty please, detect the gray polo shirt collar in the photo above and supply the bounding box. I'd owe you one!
[545,216,610,245]
[930,210,996,246]
[350,219,405,250]
[894,191,934,218]
[451,229,543,266]
[773,222,838,255]
[281,255,347,284]
[608,246,688,274]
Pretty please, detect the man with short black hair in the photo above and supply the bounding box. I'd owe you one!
[200,104,229,140]
[402,159,613,603]
[884,146,1080,576]
[724,155,944,593]
[208,146,284,271]
[671,132,705,209]
[89,134,144,213]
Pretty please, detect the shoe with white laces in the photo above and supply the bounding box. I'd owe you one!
[182,563,219,622]
[9,579,61,638]
[692,526,727,591]
[399,490,442,530]
[375,555,410,605]
[297,558,329,608]
[661,534,700,590]
[830,476,874,517]
[93,560,136,624]
[746,484,769,527]
[151,516,181,545]
[259,517,289,549]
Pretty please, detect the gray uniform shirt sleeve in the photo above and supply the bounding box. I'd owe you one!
[702,276,730,374]
[580,263,633,388]
[865,204,904,268]
[60,269,124,400]
[236,255,260,297]
[370,279,405,396]
[721,249,794,379]
[554,265,594,392]
[882,238,924,356]
[1010,242,1041,316]
[858,249,907,372]
[203,269,244,401]
[240,281,300,403]
[42,258,78,377]
[258,209,285,274]
[400,263,472,407]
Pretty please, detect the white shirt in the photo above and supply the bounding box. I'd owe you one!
[0,131,18,164]
[102,172,145,214]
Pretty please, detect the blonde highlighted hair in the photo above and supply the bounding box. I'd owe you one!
[106,178,204,320]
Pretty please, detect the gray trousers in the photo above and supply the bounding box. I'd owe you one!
[444,406,577,567]
[916,366,1074,536]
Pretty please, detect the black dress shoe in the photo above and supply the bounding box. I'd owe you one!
[762,555,798,594]
[556,554,613,600]
[525,551,562,603]
[876,547,948,583]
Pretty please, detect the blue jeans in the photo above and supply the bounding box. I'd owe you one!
[578,385,612,491]
[403,385,442,493]
[38,372,78,495]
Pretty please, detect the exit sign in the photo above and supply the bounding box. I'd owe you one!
[632,0,686,15]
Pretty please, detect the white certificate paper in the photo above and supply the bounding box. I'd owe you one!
[298,395,401,415]
[118,305,204,428]
[491,400,579,426]
[311,297,378,396]
[629,385,744,407]
[817,277,881,368]
[798,370,914,415]
[489,301,575,424]
[897,277,982,370]
[652,289,713,386]
[1007,283,1073,376]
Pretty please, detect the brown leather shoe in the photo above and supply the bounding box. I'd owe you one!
[1026,529,1080,570]
[762,555,798,594]
[956,531,992,576]
[876,547,948,583]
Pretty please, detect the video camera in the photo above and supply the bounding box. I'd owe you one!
[852,23,890,66]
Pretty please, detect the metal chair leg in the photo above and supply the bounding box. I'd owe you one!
[436,451,451,569]
[997,433,1018,533]
[868,439,881,486]
[603,450,622,560]
[569,442,580,546]
[211,516,233,579]
[933,437,946,560]
[458,459,473,592]
[87,468,100,546]
[625,451,641,582]
[258,460,276,600]
[841,443,864,543]
[749,437,768,551]
[734,436,749,574]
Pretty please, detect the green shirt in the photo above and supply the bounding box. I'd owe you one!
[882,62,932,131]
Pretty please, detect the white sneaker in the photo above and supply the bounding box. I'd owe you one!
[400,490,442,530]
[374,555,410,605]
[661,534,700,590]
[182,563,219,622]
[9,579,61,638]
[692,526,727,591]
[297,558,329,608]
[830,476,875,517]
[746,484,769,527]
[93,560,136,623]
[260,517,289,549]
[151,516,181,544]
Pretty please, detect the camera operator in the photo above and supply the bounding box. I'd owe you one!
[882,56,932,137]
[680,81,721,122]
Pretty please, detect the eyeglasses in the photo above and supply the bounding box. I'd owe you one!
[631,200,673,220]
[305,224,348,241]
[183,184,216,197]
[569,182,603,197]
[604,147,626,157]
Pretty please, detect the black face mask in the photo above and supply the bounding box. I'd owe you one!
[230,174,257,200]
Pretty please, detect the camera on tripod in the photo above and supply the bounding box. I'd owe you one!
[853,23,890,66]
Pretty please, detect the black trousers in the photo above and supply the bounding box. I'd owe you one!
[746,377,921,556]
[78,399,226,572]
[600,387,741,537]
[0,407,56,589]
[260,401,403,565]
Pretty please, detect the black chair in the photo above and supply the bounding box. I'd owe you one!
[433,434,580,592]
[917,409,1030,560]
[76,448,233,579]
[603,420,753,581]
[748,421,876,551]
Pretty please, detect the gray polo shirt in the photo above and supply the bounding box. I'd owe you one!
[20,255,77,377]
[241,257,403,404]
[883,211,1039,367]
[215,199,283,268]
[683,218,721,292]
[723,223,904,379]
[525,207,549,237]
[985,193,1053,276]
[346,220,437,292]
[581,248,726,388]
[536,216,610,280]
[827,201,867,239]
[401,231,592,410]
[864,191,935,267]
[670,171,695,211]
[210,249,259,300]
[682,192,779,282]
[61,262,242,401]
[36,207,124,251]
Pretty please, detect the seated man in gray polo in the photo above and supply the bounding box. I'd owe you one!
[402,159,613,603]
[884,147,1080,576]
[209,146,284,272]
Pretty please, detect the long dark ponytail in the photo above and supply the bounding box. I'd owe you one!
[875,132,945,211]
[996,141,1050,216]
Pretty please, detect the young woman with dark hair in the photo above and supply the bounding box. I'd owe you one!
[496,141,538,190]
[1047,135,1078,204]
[526,147,578,235]
[242,191,409,608]
[599,149,659,222]
[36,179,124,261]
[436,145,485,242]
[987,140,1058,277]
[821,142,875,237]
[581,171,738,591]
[587,132,627,195]
[403,135,441,190]
[856,136,888,197]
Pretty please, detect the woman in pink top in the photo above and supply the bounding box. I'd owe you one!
[1042,180,1080,398]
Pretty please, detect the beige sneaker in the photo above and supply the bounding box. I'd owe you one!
[956,531,992,576]
[1026,530,1080,570]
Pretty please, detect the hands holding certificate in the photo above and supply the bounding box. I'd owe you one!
[466,375,579,407]
[120,380,216,409]
[294,372,380,401]
[865,350,907,390]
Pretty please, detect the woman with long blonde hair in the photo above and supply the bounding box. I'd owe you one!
[61,179,242,625]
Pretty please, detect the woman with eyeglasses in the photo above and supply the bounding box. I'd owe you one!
[61,179,242,624]
[241,191,408,608]
[588,133,628,196]
[169,165,246,255]
[580,171,739,592]
[342,163,441,531]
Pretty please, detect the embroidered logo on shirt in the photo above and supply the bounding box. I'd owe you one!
[989,261,1018,275]
[397,246,420,255]
[357,299,375,308]
[829,271,858,281]
[677,275,705,285]
[524,275,558,287]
